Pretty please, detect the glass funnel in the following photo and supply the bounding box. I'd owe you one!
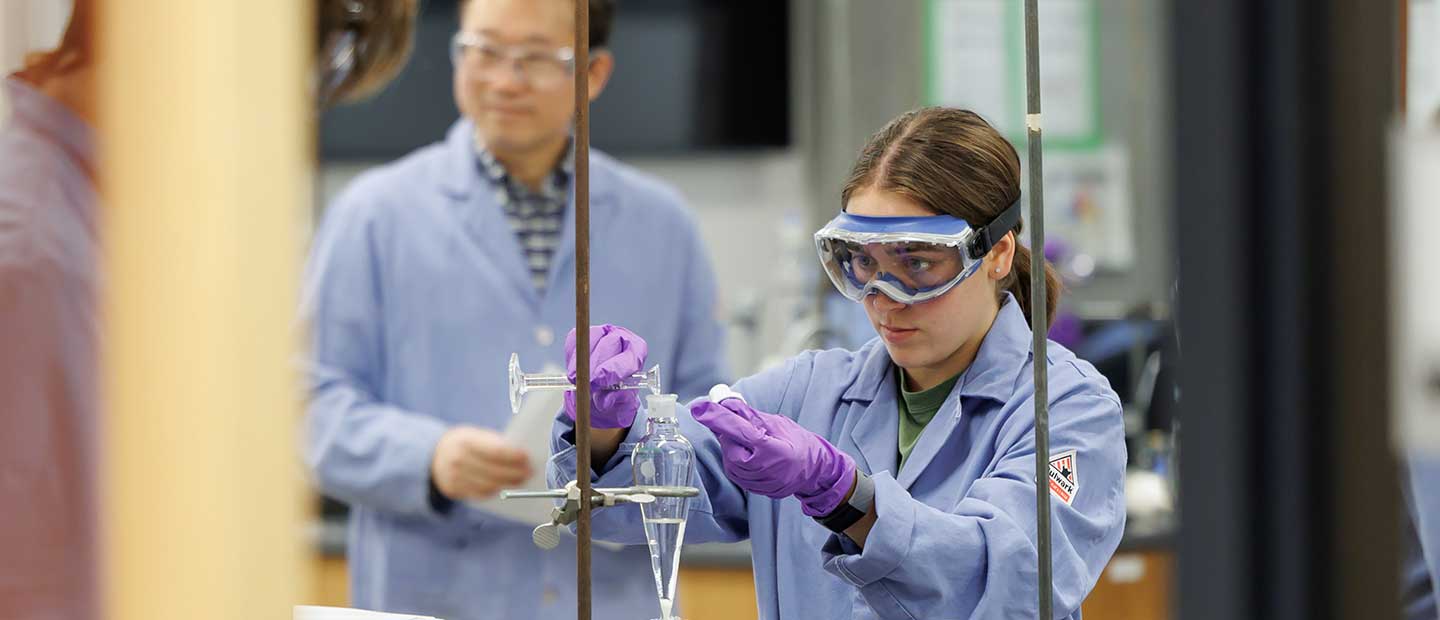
[507,352,661,414]
[631,393,694,620]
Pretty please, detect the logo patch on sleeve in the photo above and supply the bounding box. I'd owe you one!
[1047,450,1078,505]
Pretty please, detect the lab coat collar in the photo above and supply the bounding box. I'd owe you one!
[847,294,1034,485]
[958,293,1034,403]
[846,361,901,478]
[840,292,1033,405]
[438,118,617,308]
[840,339,894,405]
[473,134,575,194]
[897,296,1034,486]
[440,119,612,201]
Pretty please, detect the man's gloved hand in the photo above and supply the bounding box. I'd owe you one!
[691,396,857,517]
[563,324,648,429]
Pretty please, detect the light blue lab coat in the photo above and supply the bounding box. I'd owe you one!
[1403,455,1440,619]
[0,76,100,620]
[304,119,729,620]
[552,295,1126,619]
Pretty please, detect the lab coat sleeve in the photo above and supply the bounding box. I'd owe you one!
[302,193,451,519]
[821,392,1127,620]
[666,208,730,402]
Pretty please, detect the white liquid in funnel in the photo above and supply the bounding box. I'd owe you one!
[634,394,693,620]
[644,517,686,620]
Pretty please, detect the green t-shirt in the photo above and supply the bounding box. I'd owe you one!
[897,368,962,470]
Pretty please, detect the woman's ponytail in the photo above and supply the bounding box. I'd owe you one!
[1005,241,1062,331]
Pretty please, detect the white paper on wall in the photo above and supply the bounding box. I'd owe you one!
[1391,128,1440,457]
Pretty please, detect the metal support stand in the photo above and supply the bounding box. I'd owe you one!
[573,1,594,618]
[1020,0,1054,617]
[503,484,701,550]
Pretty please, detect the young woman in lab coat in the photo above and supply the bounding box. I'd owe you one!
[552,107,1127,620]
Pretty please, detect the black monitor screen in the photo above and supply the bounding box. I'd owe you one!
[320,0,791,160]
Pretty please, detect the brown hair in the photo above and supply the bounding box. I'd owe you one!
[12,1,412,105]
[841,107,1062,329]
[15,0,93,83]
[319,0,420,104]
[460,0,618,48]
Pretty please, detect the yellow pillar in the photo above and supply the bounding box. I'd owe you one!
[99,2,310,619]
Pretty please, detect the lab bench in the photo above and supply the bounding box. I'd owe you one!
[310,517,1174,620]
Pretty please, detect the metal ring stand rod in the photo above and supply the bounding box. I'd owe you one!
[573,0,594,618]
[1021,0,1054,617]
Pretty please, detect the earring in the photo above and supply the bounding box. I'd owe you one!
[995,266,1002,274]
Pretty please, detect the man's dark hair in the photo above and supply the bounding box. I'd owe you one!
[461,0,617,48]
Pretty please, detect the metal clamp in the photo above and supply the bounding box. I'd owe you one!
[501,481,701,549]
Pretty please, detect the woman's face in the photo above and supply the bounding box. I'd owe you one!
[845,187,1012,385]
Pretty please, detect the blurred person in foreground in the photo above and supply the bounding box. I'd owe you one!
[0,1,419,617]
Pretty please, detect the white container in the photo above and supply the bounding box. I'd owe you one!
[294,605,440,620]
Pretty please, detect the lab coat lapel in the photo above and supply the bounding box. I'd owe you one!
[896,295,1032,489]
[543,160,614,302]
[844,347,900,478]
[438,120,540,308]
[849,384,901,479]
[464,185,541,308]
[895,384,965,490]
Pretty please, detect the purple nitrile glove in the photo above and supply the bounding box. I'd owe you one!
[563,325,648,429]
[690,397,857,517]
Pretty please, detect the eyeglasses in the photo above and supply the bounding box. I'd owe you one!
[450,32,576,88]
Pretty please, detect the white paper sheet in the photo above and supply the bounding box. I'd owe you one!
[930,0,1098,141]
[1028,143,1135,270]
[295,605,440,620]
[466,364,566,526]
[1408,0,1440,127]
[1391,129,1440,456]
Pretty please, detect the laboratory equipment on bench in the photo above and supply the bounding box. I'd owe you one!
[500,482,698,550]
[502,391,699,620]
[508,351,661,414]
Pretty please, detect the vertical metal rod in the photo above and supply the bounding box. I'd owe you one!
[573,1,592,619]
[1021,0,1053,617]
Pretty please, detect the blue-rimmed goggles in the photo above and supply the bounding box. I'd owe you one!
[813,199,1022,305]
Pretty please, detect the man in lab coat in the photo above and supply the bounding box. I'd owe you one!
[302,1,730,618]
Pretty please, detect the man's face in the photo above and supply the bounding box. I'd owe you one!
[453,0,605,157]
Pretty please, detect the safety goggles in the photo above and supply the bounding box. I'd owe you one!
[813,199,1021,305]
[450,32,577,88]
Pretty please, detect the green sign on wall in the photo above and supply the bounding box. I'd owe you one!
[924,0,1103,151]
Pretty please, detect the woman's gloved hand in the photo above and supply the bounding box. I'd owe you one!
[691,396,857,516]
[563,325,648,429]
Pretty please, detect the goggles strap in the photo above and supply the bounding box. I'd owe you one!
[967,197,1023,260]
